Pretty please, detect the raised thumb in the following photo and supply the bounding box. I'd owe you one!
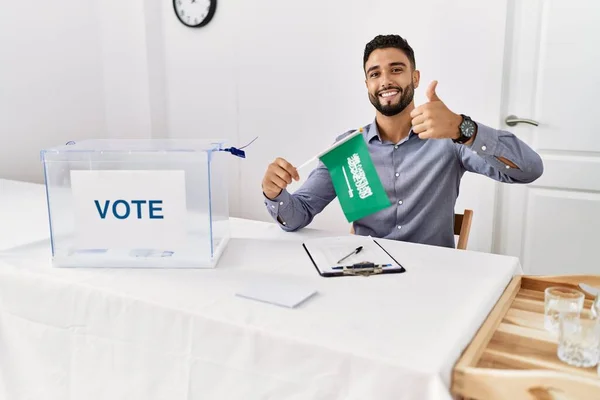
[426,80,440,102]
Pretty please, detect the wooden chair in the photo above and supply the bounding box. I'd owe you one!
[454,209,473,250]
[350,209,474,250]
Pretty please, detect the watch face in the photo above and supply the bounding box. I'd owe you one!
[174,0,217,28]
[461,119,476,138]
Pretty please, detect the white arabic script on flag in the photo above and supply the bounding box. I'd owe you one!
[347,153,373,200]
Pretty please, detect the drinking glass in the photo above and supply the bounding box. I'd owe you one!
[544,287,584,334]
[558,313,600,368]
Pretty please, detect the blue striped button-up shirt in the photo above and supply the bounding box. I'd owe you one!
[264,120,543,248]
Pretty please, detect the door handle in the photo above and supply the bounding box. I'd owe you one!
[505,115,539,127]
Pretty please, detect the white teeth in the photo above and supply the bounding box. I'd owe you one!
[380,91,398,98]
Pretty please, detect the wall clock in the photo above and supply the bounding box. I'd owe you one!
[173,0,217,28]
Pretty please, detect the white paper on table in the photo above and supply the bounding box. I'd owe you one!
[235,279,318,308]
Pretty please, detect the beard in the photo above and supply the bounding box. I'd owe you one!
[369,82,415,117]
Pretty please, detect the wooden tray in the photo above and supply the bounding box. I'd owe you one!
[452,275,600,400]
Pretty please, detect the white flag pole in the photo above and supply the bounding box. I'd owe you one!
[296,128,363,171]
[296,157,317,171]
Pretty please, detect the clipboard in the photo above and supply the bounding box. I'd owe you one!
[302,236,406,277]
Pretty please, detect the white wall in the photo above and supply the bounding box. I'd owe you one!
[0,0,107,183]
[163,0,509,252]
[0,0,159,184]
[96,0,154,139]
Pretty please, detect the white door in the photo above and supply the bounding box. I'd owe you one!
[494,0,600,275]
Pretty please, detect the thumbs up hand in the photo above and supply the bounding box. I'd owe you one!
[410,81,463,140]
[425,80,441,102]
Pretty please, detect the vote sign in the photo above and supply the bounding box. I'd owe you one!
[70,170,187,250]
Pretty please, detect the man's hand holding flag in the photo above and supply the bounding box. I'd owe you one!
[262,128,391,222]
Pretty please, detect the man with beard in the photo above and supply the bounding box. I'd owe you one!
[260,34,543,248]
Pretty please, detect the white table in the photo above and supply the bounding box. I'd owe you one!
[0,179,522,400]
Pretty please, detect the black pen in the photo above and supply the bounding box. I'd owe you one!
[337,246,363,264]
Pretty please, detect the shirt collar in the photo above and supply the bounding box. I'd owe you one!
[366,119,417,144]
[366,120,381,143]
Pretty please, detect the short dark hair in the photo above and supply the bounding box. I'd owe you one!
[363,34,416,71]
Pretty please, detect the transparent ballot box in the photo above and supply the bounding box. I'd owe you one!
[40,139,230,268]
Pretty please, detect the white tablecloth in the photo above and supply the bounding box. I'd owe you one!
[0,179,51,250]
[0,179,522,400]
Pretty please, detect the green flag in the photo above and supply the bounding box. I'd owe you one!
[319,129,391,222]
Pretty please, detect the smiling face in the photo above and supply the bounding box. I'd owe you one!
[364,47,419,117]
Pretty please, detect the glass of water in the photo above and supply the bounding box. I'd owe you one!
[544,287,584,334]
[592,295,600,319]
[558,313,600,368]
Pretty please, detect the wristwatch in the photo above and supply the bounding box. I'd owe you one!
[452,114,477,144]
